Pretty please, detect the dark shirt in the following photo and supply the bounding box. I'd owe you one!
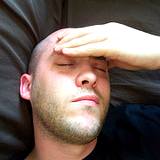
[85,104,160,160]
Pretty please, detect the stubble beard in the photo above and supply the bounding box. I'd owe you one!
[31,82,108,145]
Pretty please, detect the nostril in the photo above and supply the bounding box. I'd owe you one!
[82,80,89,85]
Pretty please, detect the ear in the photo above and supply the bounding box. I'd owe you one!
[20,74,32,100]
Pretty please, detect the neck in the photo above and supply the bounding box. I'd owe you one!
[27,117,97,160]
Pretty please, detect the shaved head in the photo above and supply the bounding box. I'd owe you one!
[28,29,68,75]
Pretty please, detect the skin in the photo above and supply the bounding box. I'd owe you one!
[55,22,160,70]
[20,30,110,160]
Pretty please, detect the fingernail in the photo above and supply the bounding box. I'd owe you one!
[57,34,63,39]
[54,46,60,52]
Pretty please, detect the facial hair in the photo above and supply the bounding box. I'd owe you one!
[30,80,108,145]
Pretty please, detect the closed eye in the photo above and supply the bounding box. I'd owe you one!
[56,64,74,66]
[95,67,106,72]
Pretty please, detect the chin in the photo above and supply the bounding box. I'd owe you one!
[67,115,101,136]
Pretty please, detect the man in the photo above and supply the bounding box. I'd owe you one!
[20,23,160,159]
[1,1,160,159]
[20,30,110,160]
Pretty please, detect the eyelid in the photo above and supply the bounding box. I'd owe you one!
[56,63,73,66]
[95,67,106,72]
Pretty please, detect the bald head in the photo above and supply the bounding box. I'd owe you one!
[28,29,69,75]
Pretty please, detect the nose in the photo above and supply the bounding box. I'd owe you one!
[76,65,97,88]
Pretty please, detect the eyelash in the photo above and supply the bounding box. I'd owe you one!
[57,64,74,66]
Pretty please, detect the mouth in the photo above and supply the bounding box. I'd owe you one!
[72,95,100,106]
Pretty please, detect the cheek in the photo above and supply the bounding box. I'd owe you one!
[48,74,75,98]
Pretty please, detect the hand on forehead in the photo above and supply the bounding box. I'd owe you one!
[43,28,107,61]
[34,29,108,74]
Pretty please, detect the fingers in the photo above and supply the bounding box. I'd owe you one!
[59,41,108,57]
[56,28,74,41]
[56,24,103,44]
[55,29,88,52]
[57,26,93,44]
[55,33,107,52]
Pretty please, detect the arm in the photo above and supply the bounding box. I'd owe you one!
[55,22,160,70]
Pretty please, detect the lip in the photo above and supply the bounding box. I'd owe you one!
[72,95,99,104]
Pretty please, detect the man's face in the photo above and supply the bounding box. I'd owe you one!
[22,43,110,145]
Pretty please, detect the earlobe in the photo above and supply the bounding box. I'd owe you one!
[20,74,32,100]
